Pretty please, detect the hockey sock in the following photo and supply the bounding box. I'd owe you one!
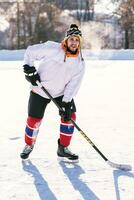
[25,116,42,145]
[59,112,76,147]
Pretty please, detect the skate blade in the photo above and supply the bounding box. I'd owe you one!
[21,158,30,163]
[57,156,79,164]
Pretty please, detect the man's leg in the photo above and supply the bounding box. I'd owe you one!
[55,96,78,161]
[59,112,76,147]
[24,116,42,146]
[20,91,50,159]
[57,112,78,161]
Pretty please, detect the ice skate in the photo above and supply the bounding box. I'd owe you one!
[20,144,34,159]
[57,139,79,163]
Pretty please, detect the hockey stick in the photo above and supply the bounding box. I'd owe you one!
[36,81,132,171]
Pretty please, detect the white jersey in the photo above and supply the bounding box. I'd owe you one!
[24,41,85,102]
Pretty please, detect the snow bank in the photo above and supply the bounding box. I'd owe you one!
[83,49,134,60]
[0,49,134,60]
[0,49,25,61]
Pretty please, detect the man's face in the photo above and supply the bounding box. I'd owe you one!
[66,36,80,53]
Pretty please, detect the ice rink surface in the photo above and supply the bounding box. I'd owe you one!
[0,60,134,200]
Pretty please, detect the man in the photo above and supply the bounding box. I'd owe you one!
[20,24,85,162]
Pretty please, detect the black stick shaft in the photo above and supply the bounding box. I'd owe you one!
[37,82,108,162]
[70,119,108,161]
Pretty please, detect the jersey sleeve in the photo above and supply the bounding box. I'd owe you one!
[24,41,59,66]
[63,63,85,102]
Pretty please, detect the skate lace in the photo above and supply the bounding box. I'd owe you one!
[23,145,33,154]
[64,147,74,155]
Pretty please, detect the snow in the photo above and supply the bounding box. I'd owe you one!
[94,0,118,15]
[0,49,134,61]
[0,50,25,61]
[84,49,134,60]
[0,54,134,199]
[0,17,9,31]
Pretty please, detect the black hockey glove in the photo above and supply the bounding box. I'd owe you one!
[23,64,40,86]
[59,102,72,122]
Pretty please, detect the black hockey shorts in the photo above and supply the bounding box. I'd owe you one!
[28,91,76,118]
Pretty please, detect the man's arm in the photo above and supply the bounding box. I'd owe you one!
[24,43,48,66]
[24,41,59,66]
[23,43,47,86]
[23,41,58,85]
[63,65,85,102]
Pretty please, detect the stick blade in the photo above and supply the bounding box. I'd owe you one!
[107,160,132,171]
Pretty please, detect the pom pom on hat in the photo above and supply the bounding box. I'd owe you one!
[70,24,79,29]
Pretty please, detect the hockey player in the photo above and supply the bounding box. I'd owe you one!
[20,24,85,162]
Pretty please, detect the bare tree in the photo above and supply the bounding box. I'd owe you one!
[114,0,134,48]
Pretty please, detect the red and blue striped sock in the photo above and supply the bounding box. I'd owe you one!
[25,116,42,145]
[60,112,76,147]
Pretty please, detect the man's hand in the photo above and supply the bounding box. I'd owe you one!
[23,64,40,86]
[59,102,72,122]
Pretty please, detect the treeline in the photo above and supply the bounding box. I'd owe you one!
[114,0,134,49]
[0,0,134,49]
[0,0,94,49]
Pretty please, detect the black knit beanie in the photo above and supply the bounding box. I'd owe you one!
[65,24,82,39]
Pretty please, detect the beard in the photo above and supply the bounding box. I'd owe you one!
[66,46,78,55]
